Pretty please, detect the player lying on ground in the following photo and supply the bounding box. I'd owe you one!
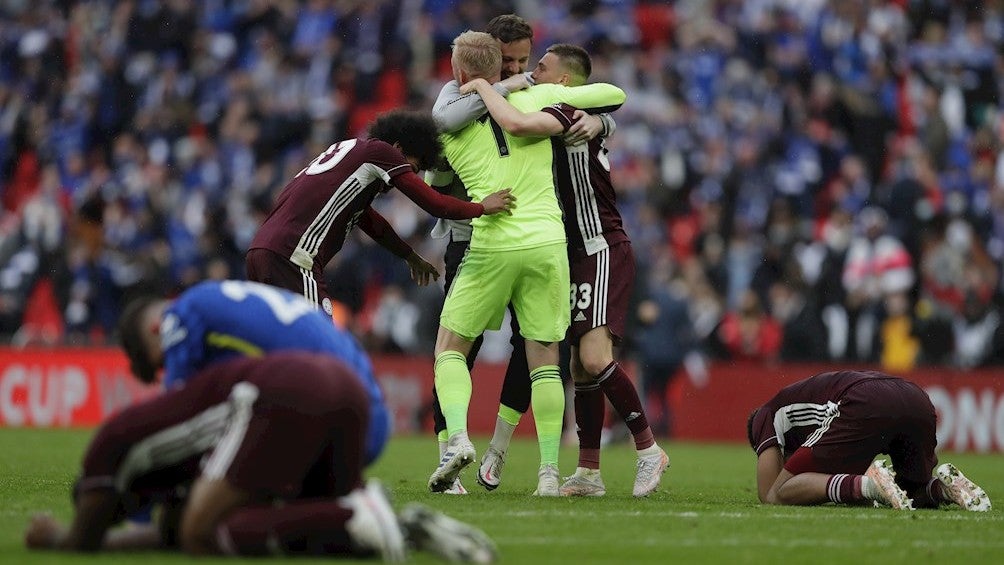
[747,369,991,510]
[24,352,498,563]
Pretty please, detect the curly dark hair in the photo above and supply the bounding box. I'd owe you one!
[367,110,443,172]
[117,294,162,384]
[486,14,533,44]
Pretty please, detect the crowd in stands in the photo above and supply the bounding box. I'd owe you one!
[1,0,1002,372]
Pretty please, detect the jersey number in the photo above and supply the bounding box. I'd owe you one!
[570,283,592,310]
[220,281,315,325]
[298,139,357,177]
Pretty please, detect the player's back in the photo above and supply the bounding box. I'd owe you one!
[249,138,410,270]
[544,103,629,257]
[441,105,563,251]
[772,370,901,407]
[750,370,903,456]
[162,280,378,402]
[82,352,361,497]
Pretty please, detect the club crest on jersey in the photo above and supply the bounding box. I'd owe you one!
[322,297,333,316]
[160,313,187,349]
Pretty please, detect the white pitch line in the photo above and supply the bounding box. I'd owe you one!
[491,536,1004,550]
[494,509,1003,522]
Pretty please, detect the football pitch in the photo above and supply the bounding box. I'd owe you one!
[1,429,1002,564]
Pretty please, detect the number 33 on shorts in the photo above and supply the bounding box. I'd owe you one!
[570,283,592,310]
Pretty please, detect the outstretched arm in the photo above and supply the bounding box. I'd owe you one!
[433,74,533,133]
[542,82,626,113]
[463,79,565,137]
[26,490,124,552]
[358,208,440,286]
[26,513,166,552]
[392,171,514,218]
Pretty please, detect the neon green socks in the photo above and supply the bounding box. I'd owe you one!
[530,365,564,467]
[434,351,472,437]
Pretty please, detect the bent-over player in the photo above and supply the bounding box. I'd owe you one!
[748,370,991,511]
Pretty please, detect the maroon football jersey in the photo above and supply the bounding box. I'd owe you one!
[748,370,902,458]
[542,104,629,258]
[249,138,412,271]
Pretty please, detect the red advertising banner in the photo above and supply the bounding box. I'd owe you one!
[0,349,158,427]
[2,349,1002,453]
[372,355,508,436]
[0,348,509,432]
[670,362,1004,454]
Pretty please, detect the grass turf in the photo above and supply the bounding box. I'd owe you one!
[1,428,1002,564]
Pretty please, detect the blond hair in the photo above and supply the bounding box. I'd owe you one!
[451,31,501,80]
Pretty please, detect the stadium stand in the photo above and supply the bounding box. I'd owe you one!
[0,0,1001,371]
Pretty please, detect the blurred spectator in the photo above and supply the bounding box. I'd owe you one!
[633,258,704,438]
[877,290,919,372]
[917,212,1001,367]
[61,193,116,343]
[951,292,1004,368]
[368,284,421,354]
[840,206,914,361]
[0,0,999,372]
[769,279,828,362]
[710,288,782,363]
[799,205,853,359]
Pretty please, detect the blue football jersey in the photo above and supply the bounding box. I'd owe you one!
[159,280,389,463]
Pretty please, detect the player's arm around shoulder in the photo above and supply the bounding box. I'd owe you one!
[461,78,563,138]
[433,76,531,133]
[536,81,626,113]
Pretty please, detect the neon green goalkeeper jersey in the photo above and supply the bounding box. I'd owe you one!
[441,82,625,250]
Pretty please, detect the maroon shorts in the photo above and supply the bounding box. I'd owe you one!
[802,378,938,486]
[203,359,370,499]
[568,242,635,345]
[245,248,334,316]
[80,354,369,502]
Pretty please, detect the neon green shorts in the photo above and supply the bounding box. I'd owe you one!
[441,242,570,343]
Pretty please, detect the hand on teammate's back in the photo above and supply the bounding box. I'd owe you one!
[406,252,441,286]
[480,189,516,215]
[563,110,604,146]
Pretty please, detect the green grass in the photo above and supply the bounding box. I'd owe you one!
[2,429,1003,564]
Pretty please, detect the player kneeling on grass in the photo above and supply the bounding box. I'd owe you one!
[119,279,391,467]
[748,369,991,511]
[25,352,497,563]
